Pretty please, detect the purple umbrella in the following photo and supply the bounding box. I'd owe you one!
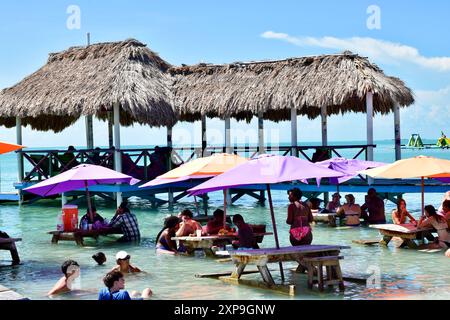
[24,164,137,220]
[188,154,343,281]
[317,158,386,184]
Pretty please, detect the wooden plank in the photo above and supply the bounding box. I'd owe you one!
[195,269,263,278]
[352,239,380,245]
[379,230,417,239]
[219,276,296,296]
[0,238,22,244]
[370,223,431,234]
[0,290,27,300]
[230,245,350,256]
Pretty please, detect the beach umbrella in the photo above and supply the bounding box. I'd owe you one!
[359,156,450,215]
[0,141,25,154]
[189,154,343,281]
[140,153,248,188]
[24,164,137,220]
[317,158,386,184]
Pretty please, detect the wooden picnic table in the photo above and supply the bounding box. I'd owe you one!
[172,232,273,256]
[48,228,123,246]
[0,238,22,264]
[221,245,350,295]
[370,223,435,249]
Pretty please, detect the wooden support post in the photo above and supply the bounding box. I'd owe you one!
[225,117,231,154]
[167,126,174,207]
[85,115,94,149]
[113,102,123,206]
[16,117,24,204]
[321,106,328,147]
[394,103,401,161]
[291,107,298,157]
[258,111,265,155]
[201,115,207,156]
[108,111,114,148]
[366,92,374,184]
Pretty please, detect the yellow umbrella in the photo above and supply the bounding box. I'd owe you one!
[159,153,248,178]
[359,156,450,215]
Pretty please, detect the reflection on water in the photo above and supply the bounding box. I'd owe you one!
[1,190,449,300]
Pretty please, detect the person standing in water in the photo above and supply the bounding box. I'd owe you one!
[286,188,314,246]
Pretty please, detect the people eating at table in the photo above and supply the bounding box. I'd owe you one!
[47,260,81,296]
[417,205,450,249]
[286,188,314,246]
[109,201,141,243]
[79,206,105,230]
[231,214,257,250]
[176,209,203,237]
[205,209,232,235]
[336,194,362,226]
[391,199,417,225]
[361,188,386,224]
[156,215,182,255]
[326,193,342,213]
[111,251,141,274]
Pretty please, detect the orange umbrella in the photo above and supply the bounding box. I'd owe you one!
[0,141,25,155]
[359,156,450,215]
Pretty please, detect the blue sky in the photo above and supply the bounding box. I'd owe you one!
[1,0,449,148]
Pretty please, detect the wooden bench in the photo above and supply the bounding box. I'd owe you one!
[0,238,22,264]
[303,256,345,292]
[370,224,435,249]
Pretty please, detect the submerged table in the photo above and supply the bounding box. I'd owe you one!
[48,228,123,246]
[221,245,350,295]
[172,233,273,256]
[0,238,21,264]
[370,223,435,249]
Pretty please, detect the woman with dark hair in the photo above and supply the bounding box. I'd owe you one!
[286,188,314,246]
[156,216,181,255]
[418,205,450,249]
[391,199,417,225]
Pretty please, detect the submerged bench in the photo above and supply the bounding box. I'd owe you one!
[48,228,123,246]
[0,238,21,264]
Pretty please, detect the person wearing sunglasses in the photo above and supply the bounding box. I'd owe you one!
[111,251,141,274]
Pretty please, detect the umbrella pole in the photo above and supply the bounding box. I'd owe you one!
[85,181,94,221]
[223,189,227,228]
[267,184,285,282]
[421,177,425,217]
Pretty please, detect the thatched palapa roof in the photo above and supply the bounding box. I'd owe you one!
[169,51,414,122]
[0,39,177,131]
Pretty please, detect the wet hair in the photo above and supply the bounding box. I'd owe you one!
[288,188,302,200]
[155,216,181,243]
[92,252,106,265]
[368,188,377,195]
[68,146,76,151]
[424,205,445,222]
[180,209,193,218]
[397,199,406,212]
[103,271,123,289]
[213,209,224,218]
[119,200,129,210]
[442,200,450,211]
[232,214,244,223]
[61,260,79,276]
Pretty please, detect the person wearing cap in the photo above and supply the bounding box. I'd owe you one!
[336,194,362,226]
[109,201,141,243]
[326,193,342,213]
[361,188,386,224]
[111,251,141,274]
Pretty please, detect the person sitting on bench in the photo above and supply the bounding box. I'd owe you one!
[232,214,257,250]
[205,209,232,235]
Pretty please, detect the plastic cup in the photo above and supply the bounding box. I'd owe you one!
[196,230,202,237]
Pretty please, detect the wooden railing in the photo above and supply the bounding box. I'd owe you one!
[17,144,375,183]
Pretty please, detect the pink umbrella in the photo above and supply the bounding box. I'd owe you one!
[188,154,343,281]
[317,158,386,184]
[24,164,138,220]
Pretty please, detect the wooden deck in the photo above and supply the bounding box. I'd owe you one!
[0,284,28,300]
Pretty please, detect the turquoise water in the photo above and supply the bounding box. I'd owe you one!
[0,141,449,300]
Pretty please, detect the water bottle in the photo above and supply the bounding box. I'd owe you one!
[57,214,64,231]
[81,219,88,231]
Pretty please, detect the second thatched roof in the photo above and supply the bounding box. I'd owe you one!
[0,39,177,130]
[169,51,414,122]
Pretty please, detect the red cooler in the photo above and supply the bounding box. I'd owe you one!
[62,205,79,231]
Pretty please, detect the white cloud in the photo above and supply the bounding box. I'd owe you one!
[261,31,450,72]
